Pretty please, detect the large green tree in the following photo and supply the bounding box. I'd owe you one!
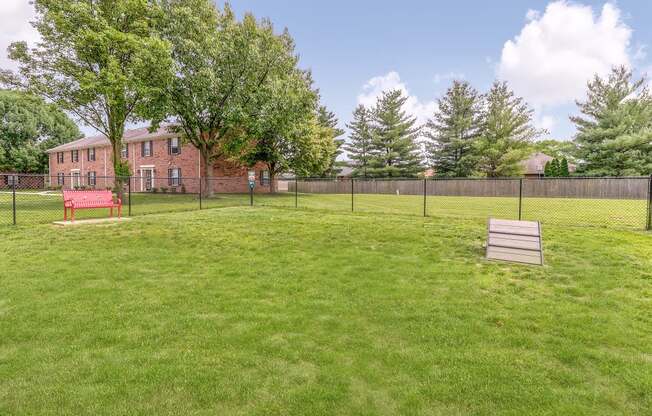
[367,90,422,177]
[530,139,578,162]
[475,81,543,177]
[0,90,81,173]
[571,66,652,176]
[156,0,307,195]
[424,80,482,177]
[344,105,374,177]
[1,0,172,193]
[241,69,322,191]
[317,105,345,177]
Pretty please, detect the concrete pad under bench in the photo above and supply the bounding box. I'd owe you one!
[53,217,132,226]
[486,218,543,265]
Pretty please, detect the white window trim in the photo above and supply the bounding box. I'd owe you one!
[139,166,155,192]
[70,169,81,188]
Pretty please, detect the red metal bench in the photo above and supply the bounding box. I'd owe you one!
[62,190,121,221]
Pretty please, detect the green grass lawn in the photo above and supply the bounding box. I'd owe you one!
[1,190,649,229]
[1,207,651,415]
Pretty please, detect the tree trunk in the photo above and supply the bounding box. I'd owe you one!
[111,138,125,201]
[268,162,277,194]
[201,149,213,198]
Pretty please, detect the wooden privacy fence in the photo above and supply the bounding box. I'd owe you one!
[291,177,650,200]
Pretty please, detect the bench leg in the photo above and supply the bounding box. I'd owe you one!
[71,207,75,222]
[64,207,67,221]
[118,205,122,218]
[110,207,113,218]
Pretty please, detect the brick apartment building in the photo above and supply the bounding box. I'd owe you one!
[46,125,272,193]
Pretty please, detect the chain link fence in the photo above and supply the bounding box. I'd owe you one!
[2,174,651,230]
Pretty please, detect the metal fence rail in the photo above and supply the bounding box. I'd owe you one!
[2,174,651,230]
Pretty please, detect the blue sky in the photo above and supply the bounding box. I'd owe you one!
[1,1,651,142]
[228,1,652,141]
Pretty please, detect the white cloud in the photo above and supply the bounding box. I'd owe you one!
[498,1,632,107]
[433,71,465,84]
[0,1,39,71]
[357,71,436,126]
[535,114,556,132]
[525,9,541,21]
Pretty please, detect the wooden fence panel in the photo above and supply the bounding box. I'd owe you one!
[290,178,649,200]
[523,178,648,200]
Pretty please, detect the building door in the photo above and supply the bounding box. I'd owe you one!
[71,170,81,188]
[141,168,154,192]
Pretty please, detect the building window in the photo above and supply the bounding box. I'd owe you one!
[87,147,96,161]
[87,171,96,186]
[259,170,270,186]
[57,173,65,186]
[141,140,153,157]
[168,168,181,186]
[71,150,79,162]
[121,144,129,159]
[57,152,64,164]
[168,137,181,155]
[5,175,17,187]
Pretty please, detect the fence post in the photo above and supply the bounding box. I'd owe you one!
[423,178,427,217]
[128,176,132,217]
[250,184,253,206]
[647,174,652,231]
[199,177,202,210]
[12,176,17,225]
[518,178,523,221]
[351,178,354,212]
[295,177,298,208]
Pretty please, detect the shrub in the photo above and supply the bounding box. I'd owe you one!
[152,187,158,193]
[171,187,177,193]
[160,187,168,193]
[181,185,187,194]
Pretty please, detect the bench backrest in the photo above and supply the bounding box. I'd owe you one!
[63,189,114,205]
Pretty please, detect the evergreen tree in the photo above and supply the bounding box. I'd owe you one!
[543,161,552,177]
[424,80,482,177]
[344,105,373,177]
[571,66,652,176]
[318,105,345,176]
[475,81,544,177]
[560,158,570,177]
[550,158,560,177]
[367,90,422,177]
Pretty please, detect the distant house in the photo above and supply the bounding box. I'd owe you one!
[46,125,273,193]
[521,152,576,178]
[1,173,45,189]
[422,168,435,178]
[336,166,354,179]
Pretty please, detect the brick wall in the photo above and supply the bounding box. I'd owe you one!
[49,138,274,194]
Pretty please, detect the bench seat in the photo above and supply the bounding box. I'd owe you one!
[62,190,121,221]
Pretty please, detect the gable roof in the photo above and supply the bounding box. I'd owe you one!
[46,124,179,153]
[521,152,576,175]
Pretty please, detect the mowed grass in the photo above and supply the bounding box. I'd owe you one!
[1,190,649,229]
[1,207,651,415]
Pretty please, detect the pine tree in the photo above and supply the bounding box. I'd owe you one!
[560,158,570,176]
[543,161,552,177]
[571,66,652,176]
[367,90,423,177]
[424,80,482,177]
[344,105,373,177]
[475,81,544,177]
[318,105,345,176]
[550,158,560,177]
